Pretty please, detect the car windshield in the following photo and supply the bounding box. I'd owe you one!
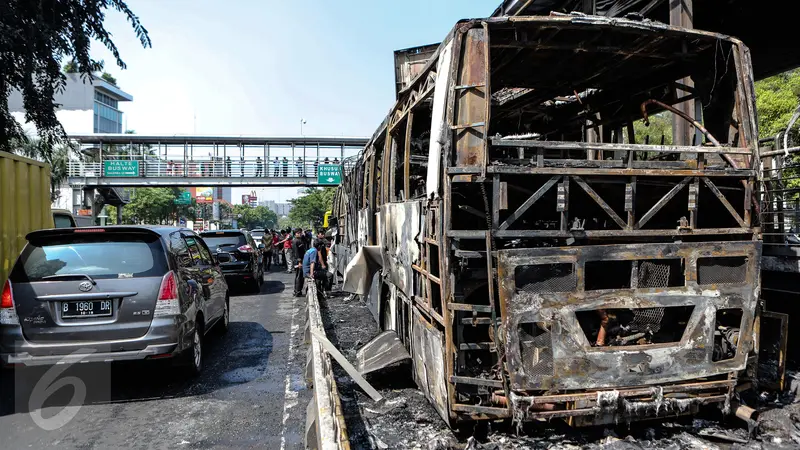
[13,233,167,281]
[250,230,265,238]
[200,234,246,249]
[52,214,75,228]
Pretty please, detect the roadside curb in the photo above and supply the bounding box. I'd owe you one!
[304,283,350,450]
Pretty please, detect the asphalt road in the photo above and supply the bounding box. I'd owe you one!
[0,270,310,449]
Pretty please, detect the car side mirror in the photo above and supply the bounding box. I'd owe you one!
[216,252,233,264]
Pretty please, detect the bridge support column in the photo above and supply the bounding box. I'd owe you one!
[670,0,695,146]
[116,204,123,224]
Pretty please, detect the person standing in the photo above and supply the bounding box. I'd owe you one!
[263,229,272,271]
[303,240,326,296]
[225,156,232,176]
[315,231,331,292]
[313,158,319,177]
[240,155,245,177]
[282,157,289,177]
[296,157,304,177]
[273,157,280,177]
[256,156,263,177]
[282,230,293,272]
[292,229,307,296]
[272,231,281,266]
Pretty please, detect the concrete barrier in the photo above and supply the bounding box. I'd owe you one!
[304,283,350,450]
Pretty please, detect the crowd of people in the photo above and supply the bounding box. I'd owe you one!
[260,228,332,297]
[163,156,341,178]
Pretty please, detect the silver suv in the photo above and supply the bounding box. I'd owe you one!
[0,226,230,376]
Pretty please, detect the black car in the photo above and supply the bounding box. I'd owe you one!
[198,230,263,292]
[1,226,230,376]
[249,228,270,270]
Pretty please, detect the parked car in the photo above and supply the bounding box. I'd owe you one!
[198,230,263,292]
[0,226,230,376]
[52,209,95,228]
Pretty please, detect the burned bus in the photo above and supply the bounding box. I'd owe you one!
[331,14,761,426]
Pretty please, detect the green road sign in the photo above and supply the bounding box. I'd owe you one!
[317,164,341,185]
[174,191,191,205]
[103,160,139,177]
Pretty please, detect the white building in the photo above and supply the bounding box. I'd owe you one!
[8,73,132,135]
[259,199,293,217]
[8,73,133,214]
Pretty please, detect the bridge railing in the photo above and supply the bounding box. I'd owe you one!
[68,158,353,179]
[760,132,800,247]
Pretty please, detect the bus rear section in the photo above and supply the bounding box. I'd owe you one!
[336,14,761,426]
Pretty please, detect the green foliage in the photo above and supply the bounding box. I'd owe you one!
[107,188,193,225]
[63,60,78,73]
[277,216,293,230]
[755,70,800,139]
[288,188,335,229]
[232,204,278,229]
[100,72,117,86]
[1,0,150,150]
[633,112,673,146]
[8,138,74,202]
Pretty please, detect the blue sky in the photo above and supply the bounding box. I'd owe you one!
[96,1,493,202]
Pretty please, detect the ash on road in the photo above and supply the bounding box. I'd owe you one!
[0,271,309,450]
[320,292,800,450]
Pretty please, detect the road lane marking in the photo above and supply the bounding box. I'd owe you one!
[280,291,302,450]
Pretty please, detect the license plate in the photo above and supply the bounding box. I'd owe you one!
[62,300,113,318]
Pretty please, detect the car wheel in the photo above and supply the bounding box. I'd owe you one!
[182,324,203,377]
[219,296,230,334]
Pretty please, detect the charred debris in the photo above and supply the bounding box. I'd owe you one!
[330,13,786,430]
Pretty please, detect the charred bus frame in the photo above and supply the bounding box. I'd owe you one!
[332,14,761,426]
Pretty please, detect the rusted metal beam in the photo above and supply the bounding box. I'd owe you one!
[572,176,627,229]
[702,177,747,227]
[490,139,752,155]
[498,175,560,230]
[635,176,692,228]
[492,227,752,238]
[450,376,504,388]
[481,167,755,177]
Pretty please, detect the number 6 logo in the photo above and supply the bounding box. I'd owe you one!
[28,350,93,430]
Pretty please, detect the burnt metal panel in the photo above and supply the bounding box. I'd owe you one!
[411,307,450,423]
[379,201,423,298]
[495,241,761,391]
[453,26,488,170]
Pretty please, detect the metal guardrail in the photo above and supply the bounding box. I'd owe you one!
[760,113,800,247]
[304,283,350,450]
[67,159,354,179]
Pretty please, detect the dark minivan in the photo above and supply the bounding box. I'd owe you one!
[198,230,263,292]
[0,226,229,376]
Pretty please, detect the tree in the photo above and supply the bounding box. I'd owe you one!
[755,70,800,139]
[288,187,335,229]
[633,112,673,146]
[10,138,74,202]
[232,204,278,229]
[107,188,194,225]
[1,0,151,151]
[63,60,78,74]
[101,72,117,86]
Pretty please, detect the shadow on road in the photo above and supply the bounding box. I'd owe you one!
[229,278,285,297]
[0,321,273,416]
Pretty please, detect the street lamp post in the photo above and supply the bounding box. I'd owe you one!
[300,118,307,136]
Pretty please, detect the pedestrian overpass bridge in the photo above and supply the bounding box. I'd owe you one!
[67,134,368,188]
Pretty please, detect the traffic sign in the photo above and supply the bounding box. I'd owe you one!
[103,160,139,177]
[174,191,191,205]
[318,164,341,185]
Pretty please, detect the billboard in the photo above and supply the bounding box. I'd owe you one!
[195,187,213,203]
